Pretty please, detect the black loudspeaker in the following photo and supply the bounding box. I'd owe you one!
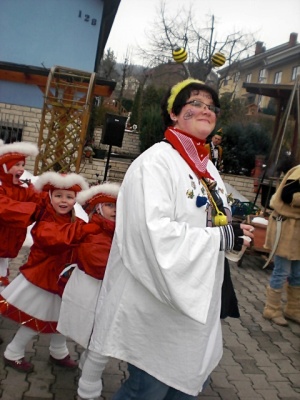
[101,113,127,148]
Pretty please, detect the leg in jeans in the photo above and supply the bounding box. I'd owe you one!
[4,325,36,360]
[164,388,198,399]
[288,260,300,287]
[112,364,198,400]
[269,255,291,289]
[164,375,210,400]
[77,350,109,399]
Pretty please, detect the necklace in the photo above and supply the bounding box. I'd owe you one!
[200,179,228,226]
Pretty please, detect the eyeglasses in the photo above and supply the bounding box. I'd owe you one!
[184,100,220,115]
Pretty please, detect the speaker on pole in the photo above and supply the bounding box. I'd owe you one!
[101,113,127,148]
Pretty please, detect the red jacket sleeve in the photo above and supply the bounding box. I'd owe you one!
[0,194,37,228]
[32,218,87,252]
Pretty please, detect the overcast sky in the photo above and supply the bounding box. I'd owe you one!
[105,0,300,64]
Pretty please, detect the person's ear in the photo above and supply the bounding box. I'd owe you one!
[170,112,177,122]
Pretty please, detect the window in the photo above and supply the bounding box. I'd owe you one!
[0,126,23,143]
[292,66,300,81]
[223,75,230,86]
[259,69,267,82]
[246,73,252,83]
[234,72,240,82]
[0,114,24,143]
[274,71,282,84]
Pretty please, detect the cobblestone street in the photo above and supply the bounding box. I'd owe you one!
[0,248,299,400]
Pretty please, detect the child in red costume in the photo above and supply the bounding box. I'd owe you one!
[58,182,120,347]
[57,182,120,400]
[0,140,43,290]
[0,171,98,373]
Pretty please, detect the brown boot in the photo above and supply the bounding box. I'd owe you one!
[284,285,300,324]
[263,285,288,326]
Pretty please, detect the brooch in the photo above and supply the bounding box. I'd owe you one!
[186,189,194,199]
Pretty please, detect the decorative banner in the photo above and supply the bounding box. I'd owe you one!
[172,47,188,63]
[211,52,226,67]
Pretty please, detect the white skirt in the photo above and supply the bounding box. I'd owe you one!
[1,273,62,321]
[0,257,9,276]
[57,266,102,348]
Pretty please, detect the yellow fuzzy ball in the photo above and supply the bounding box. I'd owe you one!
[172,48,188,63]
[211,52,226,67]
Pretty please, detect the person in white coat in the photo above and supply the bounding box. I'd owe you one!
[77,78,254,400]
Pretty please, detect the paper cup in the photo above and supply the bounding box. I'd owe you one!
[225,236,252,262]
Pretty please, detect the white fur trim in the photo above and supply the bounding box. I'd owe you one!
[76,182,120,205]
[0,141,39,157]
[34,171,89,192]
[0,140,4,146]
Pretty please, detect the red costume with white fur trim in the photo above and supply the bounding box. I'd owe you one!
[0,172,95,333]
[75,182,120,279]
[57,182,119,347]
[76,213,115,279]
[0,141,44,258]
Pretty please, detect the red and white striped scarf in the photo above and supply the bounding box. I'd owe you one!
[165,127,214,180]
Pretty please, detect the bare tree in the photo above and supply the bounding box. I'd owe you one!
[136,0,256,83]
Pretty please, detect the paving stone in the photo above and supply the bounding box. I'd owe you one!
[271,381,300,398]
[231,379,264,398]
[104,357,125,375]
[252,352,277,367]
[225,365,251,382]
[102,374,123,393]
[214,388,240,400]
[255,389,280,400]
[239,359,265,374]
[198,383,220,398]
[283,373,300,388]
[211,371,236,388]
[274,359,300,374]
[286,352,300,367]
[220,349,239,367]
[1,369,30,399]
[245,373,275,389]
[259,366,289,382]
[231,347,254,360]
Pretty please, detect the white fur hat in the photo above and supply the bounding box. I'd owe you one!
[34,171,89,193]
[0,141,39,172]
[76,182,120,213]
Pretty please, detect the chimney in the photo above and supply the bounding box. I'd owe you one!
[289,32,298,47]
[255,41,264,55]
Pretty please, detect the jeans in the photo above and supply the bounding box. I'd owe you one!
[112,363,208,400]
[269,255,300,289]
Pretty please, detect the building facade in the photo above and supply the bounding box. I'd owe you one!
[0,0,121,173]
[218,33,300,111]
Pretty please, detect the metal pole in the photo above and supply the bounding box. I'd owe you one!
[103,144,112,181]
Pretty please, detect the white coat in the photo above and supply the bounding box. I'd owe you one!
[89,141,230,395]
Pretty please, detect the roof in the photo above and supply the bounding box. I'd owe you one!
[242,82,295,101]
[219,34,299,74]
[95,0,121,71]
[0,61,116,97]
[0,0,121,97]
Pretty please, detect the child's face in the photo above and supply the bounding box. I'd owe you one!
[51,189,76,215]
[96,202,116,221]
[8,161,25,184]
